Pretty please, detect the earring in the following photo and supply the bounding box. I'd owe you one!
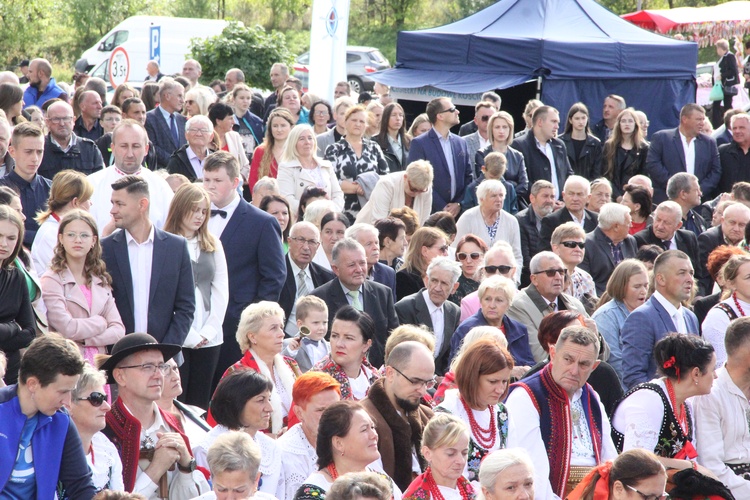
[341,450,345,457]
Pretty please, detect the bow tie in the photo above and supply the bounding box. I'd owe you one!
[211,209,227,219]
[302,337,321,347]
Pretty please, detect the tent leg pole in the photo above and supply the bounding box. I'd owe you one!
[536,76,543,100]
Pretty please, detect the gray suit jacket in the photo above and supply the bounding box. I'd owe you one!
[579,227,638,296]
[463,131,482,176]
[316,128,336,157]
[394,289,461,375]
[281,337,331,373]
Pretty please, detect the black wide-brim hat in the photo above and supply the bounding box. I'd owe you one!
[99,332,182,384]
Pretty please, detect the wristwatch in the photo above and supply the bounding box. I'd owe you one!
[178,458,197,473]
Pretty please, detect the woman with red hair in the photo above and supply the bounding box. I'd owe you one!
[279,372,342,499]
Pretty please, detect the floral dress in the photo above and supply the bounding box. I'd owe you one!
[311,354,380,400]
[324,138,388,222]
[435,389,509,482]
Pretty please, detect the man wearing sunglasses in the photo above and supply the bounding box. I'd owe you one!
[580,203,638,296]
[408,97,473,217]
[508,251,589,362]
[463,101,498,173]
[101,333,209,498]
[0,334,96,499]
[361,341,434,492]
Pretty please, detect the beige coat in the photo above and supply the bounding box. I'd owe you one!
[277,159,345,213]
[355,171,433,225]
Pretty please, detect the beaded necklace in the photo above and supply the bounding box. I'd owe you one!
[326,463,339,481]
[664,378,689,436]
[733,292,748,317]
[424,467,472,500]
[459,396,496,449]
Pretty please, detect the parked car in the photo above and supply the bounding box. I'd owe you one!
[293,46,391,94]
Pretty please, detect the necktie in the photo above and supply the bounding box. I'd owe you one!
[348,290,363,311]
[661,240,671,251]
[170,113,179,147]
[297,269,308,297]
[548,302,557,313]
[610,242,623,265]
[211,209,227,218]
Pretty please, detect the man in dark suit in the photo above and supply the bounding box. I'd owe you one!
[145,78,187,169]
[591,94,626,143]
[204,151,286,389]
[511,105,574,203]
[698,202,750,295]
[101,175,195,345]
[667,172,709,237]
[145,60,164,82]
[718,113,750,194]
[347,223,397,301]
[516,180,556,287]
[621,250,700,388]
[633,201,700,273]
[395,257,461,375]
[280,221,335,336]
[646,103,722,203]
[579,203,638,296]
[408,97,473,216]
[310,238,399,368]
[539,175,598,251]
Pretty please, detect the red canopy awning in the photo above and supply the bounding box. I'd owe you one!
[622,2,750,38]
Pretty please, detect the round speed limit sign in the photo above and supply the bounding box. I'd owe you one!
[108,47,130,88]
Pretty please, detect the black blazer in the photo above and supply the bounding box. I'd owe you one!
[511,132,574,201]
[579,227,638,296]
[633,227,700,275]
[698,225,726,296]
[279,255,335,322]
[310,279,400,368]
[394,289,461,375]
[559,133,603,180]
[145,108,187,169]
[719,52,739,87]
[539,208,598,252]
[694,291,721,328]
[101,227,195,345]
[515,206,543,287]
[166,144,215,182]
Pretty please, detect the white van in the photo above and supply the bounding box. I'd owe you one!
[81,16,232,80]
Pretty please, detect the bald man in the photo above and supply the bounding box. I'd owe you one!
[23,58,67,108]
[39,101,104,179]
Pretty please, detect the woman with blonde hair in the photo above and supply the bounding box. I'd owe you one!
[112,83,139,109]
[407,113,431,141]
[41,209,124,364]
[278,123,345,213]
[32,169,94,273]
[403,413,475,500]
[248,108,295,192]
[396,226,449,301]
[164,183,229,408]
[603,108,649,200]
[475,111,528,197]
[184,86,214,118]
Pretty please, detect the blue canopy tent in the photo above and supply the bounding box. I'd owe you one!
[373,0,699,134]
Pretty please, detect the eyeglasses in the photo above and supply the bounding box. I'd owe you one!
[432,244,450,254]
[289,236,320,247]
[560,241,585,249]
[117,363,171,375]
[391,366,437,389]
[457,252,483,261]
[484,265,513,275]
[314,110,330,116]
[533,268,568,277]
[406,179,429,194]
[76,392,107,407]
[63,232,93,241]
[624,484,669,500]
[47,116,74,124]
[188,129,211,135]
[438,107,457,114]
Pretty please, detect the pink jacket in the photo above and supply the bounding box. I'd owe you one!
[41,267,125,353]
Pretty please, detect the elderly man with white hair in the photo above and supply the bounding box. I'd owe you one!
[540,175,599,251]
[579,202,638,296]
[347,223,396,297]
[395,256,462,375]
[167,115,215,181]
[356,160,434,224]
[698,201,750,294]
[633,200,700,272]
[627,174,653,196]
[454,179,522,282]
[507,251,589,362]
[459,241,518,321]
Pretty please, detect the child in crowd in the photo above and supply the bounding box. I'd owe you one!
[282,295,330,372]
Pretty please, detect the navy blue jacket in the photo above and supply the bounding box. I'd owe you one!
[39,133,104,180]
[144,108,187,169]
[0,171,51,247]
[449,310,535,366]
[372,262,397,302]
[0,385,96,499]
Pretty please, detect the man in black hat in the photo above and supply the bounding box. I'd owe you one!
[18,60,29,84]
[100,333,209,499]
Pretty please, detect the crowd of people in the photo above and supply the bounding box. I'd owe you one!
[0,46,750,500]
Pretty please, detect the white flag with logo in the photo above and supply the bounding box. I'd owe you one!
[308,0,350,105]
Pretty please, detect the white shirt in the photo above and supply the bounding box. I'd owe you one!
[208,194,241,239]
[422,290,444,357]
[126,226,155,334]
[278,423,318,500]
[694,367,750,499]
[350,367,373,400]
[568,210,585,227]
[652,290,687,334]
[31,217,60,274]
[438,132,457,199]
[50,133,77,153]
[284,259,314,336]
[535,136,559,198]
[702,296,749,368]
[186,146,206,179]
[88,432,125,492]
[680,130,697,176]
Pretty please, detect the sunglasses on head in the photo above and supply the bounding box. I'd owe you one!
[76,392,107,407]
[457,252,483,261]
[484,265,512,274]
[560,241,585,249]
[534,268,567,277]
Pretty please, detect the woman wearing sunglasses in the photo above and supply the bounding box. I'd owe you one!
[448,234,488,306]
[550,222,598,315]
[68,363,125,493]
[449,275,535,371]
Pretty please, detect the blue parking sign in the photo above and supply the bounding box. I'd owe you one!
[150,26,161,63]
